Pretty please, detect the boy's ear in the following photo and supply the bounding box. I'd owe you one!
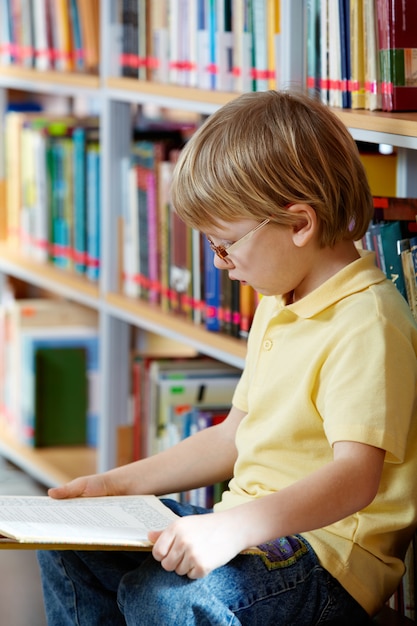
[287,203,317,247]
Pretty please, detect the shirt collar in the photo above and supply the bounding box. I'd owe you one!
[276,251,386,319]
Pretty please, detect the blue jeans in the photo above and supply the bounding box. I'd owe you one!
[37,500,371,625]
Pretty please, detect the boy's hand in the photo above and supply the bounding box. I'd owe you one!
[47,474,111,499]
[150,512,243,579]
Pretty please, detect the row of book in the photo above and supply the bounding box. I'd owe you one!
[0,0,100,73]
[129,353,240,507]
[0,298,100,448]
[361,197,417,320]
[115,0,300,93]
[5,110,101,281]
[307,0,417,112]
[120,133,259,337]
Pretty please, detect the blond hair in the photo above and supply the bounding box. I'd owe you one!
[170,90,374,247]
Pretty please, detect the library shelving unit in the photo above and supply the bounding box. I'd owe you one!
[1,0,417,490]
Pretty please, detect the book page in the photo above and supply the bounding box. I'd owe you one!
[0,495,179,547]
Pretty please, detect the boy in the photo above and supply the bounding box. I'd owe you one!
[38,91,417,625]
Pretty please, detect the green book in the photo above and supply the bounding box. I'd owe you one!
[34,347,88,447]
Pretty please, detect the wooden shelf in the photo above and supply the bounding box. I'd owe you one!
[0,421,96,488]
[332,107,417,138]
[106,291,247,368]
[0,245,99,307]
[106,77,237,106]
[0,65,99,92]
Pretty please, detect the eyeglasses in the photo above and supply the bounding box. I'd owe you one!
[206,218,270,260]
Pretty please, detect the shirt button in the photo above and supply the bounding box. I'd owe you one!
[263,339,273,350]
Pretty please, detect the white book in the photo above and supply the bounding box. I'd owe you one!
[0,0,13,66]
[277,0,305,91]
[251,0,269,91]
[151,0,170,83]
[33,0,50,71]
[328,0,342,107]
[0,495,178,548]
[121,156,140,299]
[216,0,234,91]
[196,0,212,90]
[320,0,329,104]
[33,130,49,264]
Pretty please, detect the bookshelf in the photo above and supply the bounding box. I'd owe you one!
[0,0,416,491]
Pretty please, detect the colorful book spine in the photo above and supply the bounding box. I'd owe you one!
[86,142,101,282]
[203,236,221,331]
[376,0,417,111]
[72,127,87,274]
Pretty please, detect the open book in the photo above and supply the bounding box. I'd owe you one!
[0,495,179,550]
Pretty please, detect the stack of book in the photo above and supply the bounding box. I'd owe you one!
[0,298,100,447]
[130,353,240,507]
[115,0,304,93]
[120,131,259,338]
[307,0,417,112]
[5,111,101,282]
[0,0,100,74]
[360,197,417,320]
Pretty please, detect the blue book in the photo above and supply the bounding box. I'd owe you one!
[203,237,221,331]
[69,0,85,72]
[379,221,407,300]
[73,127,87,274]
[86,143,101,282]
[338,0,351,108]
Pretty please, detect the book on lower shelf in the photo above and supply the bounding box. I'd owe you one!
[360,196,417,319]
[0,298,99,448]
[34,346,88,447]
[0,494,178,550]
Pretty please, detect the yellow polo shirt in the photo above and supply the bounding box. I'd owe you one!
[215,251,417,615]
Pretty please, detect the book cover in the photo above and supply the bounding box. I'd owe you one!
[1,298,97,444]
[69,0,85,72]
[216,0,234,92]
[328,0,343,107]
[150,0,170,83]
[121,155,140,298]
[376,0,417,111]
[72,126,87,274]
[196,0,212,90]
[363,0,382,110]
[319,0,329,103]
[46,126,74,270]
[306,0,321,97]
[51,0,73,72]
[147,358,240,457]
[77,0,99,73]
[232,0,253,92]
[137,0,149,81]
[169,202,192,316]
[34,346,88,446]
[203,235,221,332]
[0,0,13,66]
[379,220,407,299]
[20,327,99,447]
[5,112,24,247]
[251,0,269,91]
[398,238,417,319]
[157,159,173,311]
[20,0,35,68]
[32,0,51,70]
[86,141,100,282]
[339,0,351,108]
[350,0,366,109]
